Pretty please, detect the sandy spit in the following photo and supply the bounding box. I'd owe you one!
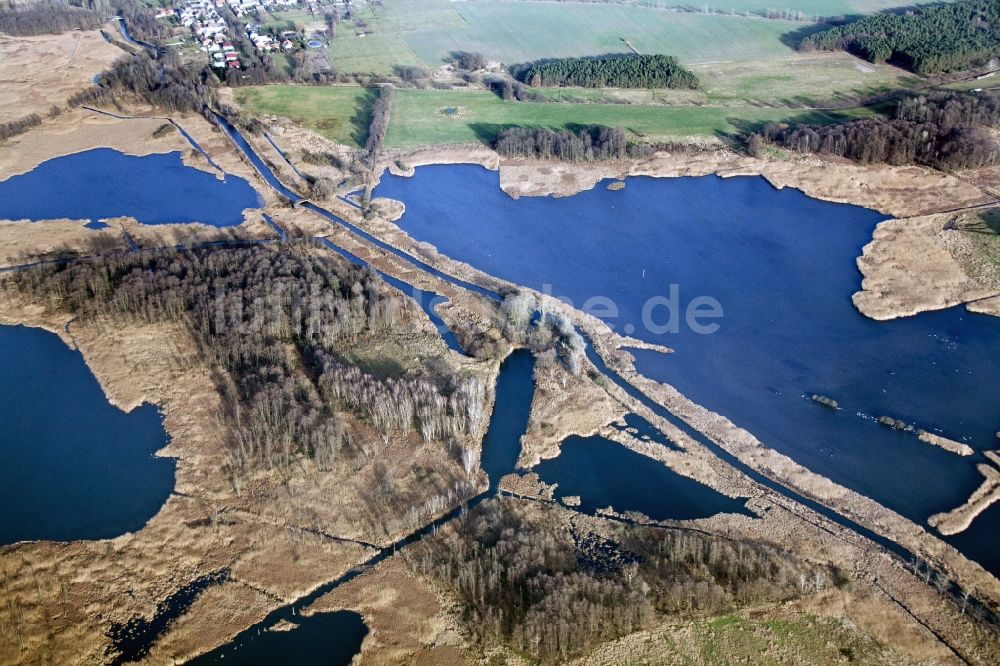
[929,464,1000,536]
[917,430,975,457]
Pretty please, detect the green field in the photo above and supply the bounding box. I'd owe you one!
[691,52,916,105]
[328,33,425,73]
[234,85,873,149]
[236,0,925,150]
[385,89,872,148]
[322,0,950,76]
[404,5,808,68]
[233,86,376,147]
[530,53,912,108]
[629,0,952,19]
[321,0,815,74]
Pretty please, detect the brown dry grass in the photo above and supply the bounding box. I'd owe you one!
[519,348,625,468]
[306,559,458,666]
[0,212,279,270]
[0,29,120,123]
[853,214,999,320]
[0,257,499,664]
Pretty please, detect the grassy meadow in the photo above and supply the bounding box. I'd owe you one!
[313,0,948,75]
[235,85,874,149]
[403,5,808,68]
[233,86,375,146]
[236,0,933,150]
[385,89,872,148]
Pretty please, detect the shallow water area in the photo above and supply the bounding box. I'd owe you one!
[373,164,1000,573]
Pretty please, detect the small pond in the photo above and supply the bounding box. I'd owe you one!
[535,433,751,521]
[191,610,368,666]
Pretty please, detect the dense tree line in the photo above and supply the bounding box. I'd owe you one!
[801,0,1000,74]
[515,54,699,89]
[69,51,219,115]
[5,244,484,476]
[495,126,635,162]
[0,0,103,36]
[412,498,829,662]
[897,90,1000,127]
[749,91,1000,170]
[365,85,393,156]
[0,113,42,141]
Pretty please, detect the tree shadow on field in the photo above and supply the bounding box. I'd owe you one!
[346,88,377,147]
[779,21,846,49]
[467,122,523,144]
[715,108,865,149]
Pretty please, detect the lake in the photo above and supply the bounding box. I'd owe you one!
[0,325,174,543]
[535,432,751,521]
[0,148,261,227]
[373,164,1000,574]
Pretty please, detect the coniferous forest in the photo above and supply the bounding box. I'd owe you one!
[801,0,1000,74]
[515,54,699,89]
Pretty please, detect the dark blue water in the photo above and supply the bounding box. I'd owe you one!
[481,349,536,489]
[536,433,750,521]
[0,325,174,543]
[0,149,261,226]
[373,165,1000,573]
[192,611,368,666]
